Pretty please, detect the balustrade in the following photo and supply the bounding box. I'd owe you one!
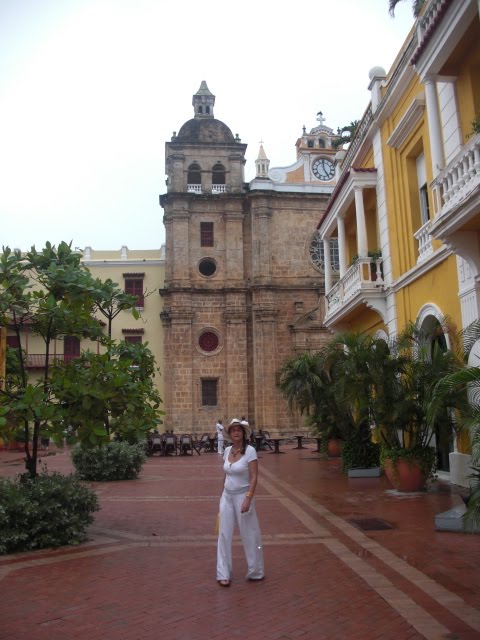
[326,257,384,317]
[433,133,480,218]
[414,220,433,263]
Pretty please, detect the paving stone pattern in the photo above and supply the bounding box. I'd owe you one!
[0,446,479,640]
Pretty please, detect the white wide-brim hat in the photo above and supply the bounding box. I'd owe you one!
[227,418,251,439]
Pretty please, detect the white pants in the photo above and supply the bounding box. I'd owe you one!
[217,435,224,454]
[216,489,264,581]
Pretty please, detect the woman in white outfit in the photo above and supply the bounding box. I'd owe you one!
[216,418,265,587]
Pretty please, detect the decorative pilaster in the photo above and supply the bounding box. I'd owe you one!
[323,238,332,293]
[424,76,445,178]
[161,309,195,431]
[337,216,347,277]
[252,202,272,285]
[354,188,368,257]
[224,304,249,419]
[224,208,245,284]
[252,305,278,431]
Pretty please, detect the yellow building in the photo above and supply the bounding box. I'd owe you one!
[317,0,480,486]
[82,245,166,402]
[3,245,166,403]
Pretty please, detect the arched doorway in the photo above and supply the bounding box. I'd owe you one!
[417,307,452,472]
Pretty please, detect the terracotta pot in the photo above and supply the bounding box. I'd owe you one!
[384,457,427,492]
[327,439,342,458]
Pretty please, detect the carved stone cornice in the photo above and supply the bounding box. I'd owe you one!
[223,310,248,324]
[253,306,278,322]
[160,309,194,326]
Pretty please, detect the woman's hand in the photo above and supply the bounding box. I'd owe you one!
[241,496,252,513]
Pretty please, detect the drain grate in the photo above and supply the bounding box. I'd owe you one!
[348,517,394,531]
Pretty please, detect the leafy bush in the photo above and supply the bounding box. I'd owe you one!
[0,471,99,555]
[341,437,380,474]
[71,441,146,481]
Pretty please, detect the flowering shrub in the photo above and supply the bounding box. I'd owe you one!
[71,441,146,481]
[0,471,99,555]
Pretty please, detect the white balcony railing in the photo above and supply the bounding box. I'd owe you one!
[187,184,226,194]
[414,220,434,263]
[418,0,444,39]
[432,133,480,219]
[326,257,384,318]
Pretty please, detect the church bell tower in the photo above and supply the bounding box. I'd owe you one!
[160,82,249,432]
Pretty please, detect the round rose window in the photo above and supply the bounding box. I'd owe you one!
[199,258,217,277]
[199,331,219,352]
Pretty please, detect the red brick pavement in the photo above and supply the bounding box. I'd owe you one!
[0,445,479,640]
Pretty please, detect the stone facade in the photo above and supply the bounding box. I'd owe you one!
[160,82,337,434]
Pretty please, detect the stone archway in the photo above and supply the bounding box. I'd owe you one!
[415,304,452,471]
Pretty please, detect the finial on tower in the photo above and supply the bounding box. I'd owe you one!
[193,81,215,118]
[255,142,270,179]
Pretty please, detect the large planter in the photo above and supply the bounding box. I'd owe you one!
[384,457,428,492]
[327,439,342,458]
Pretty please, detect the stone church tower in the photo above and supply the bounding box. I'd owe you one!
[160,82,337,434]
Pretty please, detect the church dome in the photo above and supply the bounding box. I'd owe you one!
[176,118,236,144]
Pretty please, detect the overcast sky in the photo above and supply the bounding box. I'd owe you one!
[0,0,415,252]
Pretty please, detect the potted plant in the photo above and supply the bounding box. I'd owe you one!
[276,350,354,457]
[377,321,467,491]
[430,320,480,529]
[467,113,480,138]
[322,332,388,475]
[368,250,382,281]
[306,417,344,458]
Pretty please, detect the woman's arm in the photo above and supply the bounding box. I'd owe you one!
[241,459,258,513]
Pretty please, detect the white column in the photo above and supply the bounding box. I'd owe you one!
[323,238,332,293]
[424,76,444,178]
[354,188,368,257]
[337,216,347,278]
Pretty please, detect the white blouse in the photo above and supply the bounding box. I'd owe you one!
[223,444,257,491]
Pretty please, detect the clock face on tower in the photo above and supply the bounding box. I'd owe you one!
[312,157,335,181]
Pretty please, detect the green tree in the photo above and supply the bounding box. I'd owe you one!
[0,242,162,477]
[277,324,468,473]
[276,349,355,442]
[50,341,163,448]
[89,277,139,339]
[381,321,467,452]
[332,120,359,149]
[388,0,425,17]
[431,321,480,531]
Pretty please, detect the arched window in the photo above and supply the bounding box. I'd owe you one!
[309,234,339,273]
[205,106,210,114]
[318,138,326,148]
[212,163,225,185]
[187,163,201,185]
[416,304,451,351]
[198,106,203,114]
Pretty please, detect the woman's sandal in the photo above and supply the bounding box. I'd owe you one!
[218,579,230,587]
